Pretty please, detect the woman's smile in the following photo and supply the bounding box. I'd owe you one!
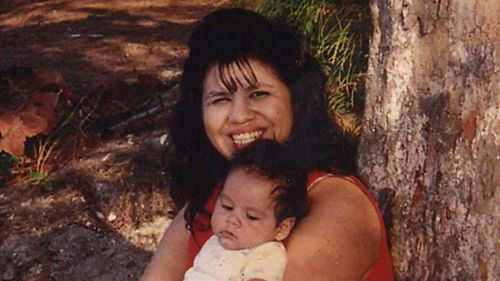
[231,130,264,148]
[202,59,293,158]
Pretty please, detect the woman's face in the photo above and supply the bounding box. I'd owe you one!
[202,59,293,159]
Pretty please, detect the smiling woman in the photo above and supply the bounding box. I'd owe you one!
[202,59,293,158]
[141,7,394,281]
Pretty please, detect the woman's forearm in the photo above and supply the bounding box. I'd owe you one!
[140,206,190,281]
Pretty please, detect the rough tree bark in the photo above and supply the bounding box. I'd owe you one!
[358,0,499,280]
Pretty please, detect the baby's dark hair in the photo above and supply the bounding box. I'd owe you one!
[226,140,309,225]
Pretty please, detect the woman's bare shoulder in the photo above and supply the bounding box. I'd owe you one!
[308,176,374,207]
[283,176,381,281]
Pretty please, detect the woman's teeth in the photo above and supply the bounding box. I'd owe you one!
[232,131,263,146]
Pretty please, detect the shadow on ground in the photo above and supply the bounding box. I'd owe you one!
[0,0,231,95]
[0,1,232,280]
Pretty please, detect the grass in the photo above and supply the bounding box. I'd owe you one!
[238,0,369,134]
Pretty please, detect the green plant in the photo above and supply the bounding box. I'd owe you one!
[28,93,94,179]
[0,151,17,166]
[0,152,18,186]
[32,137,59,175]
[255,0,360,114]
[27,171,55,191]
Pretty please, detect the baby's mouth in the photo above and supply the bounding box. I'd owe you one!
[219,230,236,240]
[231,130,263,147]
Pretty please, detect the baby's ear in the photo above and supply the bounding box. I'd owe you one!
[274,217,295,241]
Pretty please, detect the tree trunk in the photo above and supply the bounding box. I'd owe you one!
[358,0,499,280]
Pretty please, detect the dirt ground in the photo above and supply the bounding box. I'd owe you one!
[0,1,232,280]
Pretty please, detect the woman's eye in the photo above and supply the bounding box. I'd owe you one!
[250,91,269,98]
[211,97,230,104]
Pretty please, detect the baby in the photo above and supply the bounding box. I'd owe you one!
[183,140,309,281]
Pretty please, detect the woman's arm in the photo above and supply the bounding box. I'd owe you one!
[283,177,381,281]
[140,205,190,281]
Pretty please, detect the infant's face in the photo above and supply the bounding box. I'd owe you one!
[211,167,282,250]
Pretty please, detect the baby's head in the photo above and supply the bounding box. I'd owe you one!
[211,140,309,250]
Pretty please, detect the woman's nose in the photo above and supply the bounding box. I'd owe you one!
[228,96,254,124]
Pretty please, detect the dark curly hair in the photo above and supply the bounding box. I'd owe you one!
[227,140,309,225]
[168,8,357,230]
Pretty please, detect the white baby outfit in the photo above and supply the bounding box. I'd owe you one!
[183,235,287,281]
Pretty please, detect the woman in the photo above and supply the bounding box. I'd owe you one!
[141,8,393,281]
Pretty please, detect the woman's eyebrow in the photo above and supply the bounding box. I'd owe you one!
[203,91,227,101]
[204,82,274,100]
[243,81,279,91]
[243,84,259,91]
[250,81,279,90]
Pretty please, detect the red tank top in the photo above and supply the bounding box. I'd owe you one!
[187,171,394,280]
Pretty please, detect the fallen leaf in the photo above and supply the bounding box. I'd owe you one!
[0,117,26,157]
[0,91,60,157]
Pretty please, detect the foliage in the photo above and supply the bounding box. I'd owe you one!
[1,66,170,189]
[238,0,370,134]
[0,151,56,191]
[0,152,17,186]
[0,67,90,188]
[256,0,359,114]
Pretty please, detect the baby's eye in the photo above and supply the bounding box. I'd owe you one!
[222,204,233,211]
[246,214,259,221]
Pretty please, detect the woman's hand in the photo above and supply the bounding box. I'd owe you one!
[140,205,190,281]
[283,177,381,281]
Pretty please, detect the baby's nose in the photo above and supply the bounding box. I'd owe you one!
[226,213,241,227]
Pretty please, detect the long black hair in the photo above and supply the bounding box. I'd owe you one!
[168,8,357,230]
